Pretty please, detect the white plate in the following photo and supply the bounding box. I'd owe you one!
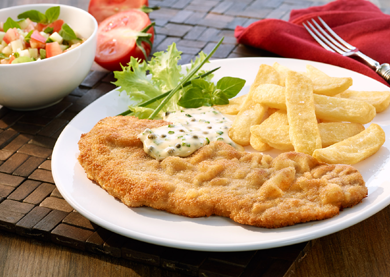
[52,57,390,252]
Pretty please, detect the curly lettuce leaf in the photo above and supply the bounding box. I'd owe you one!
[113,58,162,106]
[128,106,155,119]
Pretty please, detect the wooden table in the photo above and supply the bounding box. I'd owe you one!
[1,0,390,276]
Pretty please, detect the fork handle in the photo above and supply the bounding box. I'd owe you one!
[355,52,390,84]
[377,63,390,84]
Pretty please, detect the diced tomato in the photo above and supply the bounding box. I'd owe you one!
[95,9,154,71]
[47,19,64,33]
[30,37,46,49]
[7,56,15,64]
[3,28,20,44]
[88,0,148,23]
[23,19,37,32]
[31,30,47,44]
[36,23,48,32]
[46,42,63,58]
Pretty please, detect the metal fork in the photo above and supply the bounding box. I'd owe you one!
[303,17,390,84]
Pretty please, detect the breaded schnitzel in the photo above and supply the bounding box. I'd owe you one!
[78,116,367,228]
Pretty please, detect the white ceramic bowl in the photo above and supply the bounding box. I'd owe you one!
[0,4,98,110]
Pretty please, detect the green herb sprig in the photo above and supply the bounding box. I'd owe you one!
[17,6,60,24]
[148,37,224,119]
[118,67,220,116]
[3,17,20,32]
[178,76,245,108]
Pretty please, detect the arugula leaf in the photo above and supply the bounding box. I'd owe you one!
[59,23,80,41]
[216,77,246,98]
[45,6,60,23]
[3,17,20,32]
[17,10,47,23]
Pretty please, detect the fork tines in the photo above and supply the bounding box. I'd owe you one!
[303,17,356,55]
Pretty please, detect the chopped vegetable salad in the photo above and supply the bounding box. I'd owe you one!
[0,6,84,64]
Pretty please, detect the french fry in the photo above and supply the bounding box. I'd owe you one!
[252,84,286,110]
[253,87,376,124]
[305,65,353,96]
[314,94,376,124]
[313,124,385,165]
[273,62,293,86]
[250,111,291,151]
[214,95,248,115]
[319,122,365,147]
[252,120,365,151]
[338,90,390,113]
[250,133,272,151]
[286,71,321,155]
[229,64,280,146]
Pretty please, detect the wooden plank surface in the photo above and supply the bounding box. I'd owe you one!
[1,0,390,277]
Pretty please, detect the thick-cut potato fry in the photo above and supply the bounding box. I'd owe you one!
[314,94,376,124]
[214,95,248,115]
[319,122,365,147]
[338,90,390,113]
[249,133,272,151]
[250,111,290,151]
[253,84,286,110]
[229,64,280,146]
[286,71,321,155]
[253,87,376,124]
[306,65,353,96]
[273,62,293,86]
[253,121,365,151]
[313,124,385,165]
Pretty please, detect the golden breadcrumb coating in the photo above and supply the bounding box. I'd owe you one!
[78,116,367,228]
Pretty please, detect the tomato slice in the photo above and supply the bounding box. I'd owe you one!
[95,9,154,71]
[88,0,148,23]
[46,42,63,58]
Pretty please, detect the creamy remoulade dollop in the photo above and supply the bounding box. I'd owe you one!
[138,106,243,160]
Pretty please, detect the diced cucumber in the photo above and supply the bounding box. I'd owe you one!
[49,32,63,44]
[2,45,12,56]
[11,56,34,64]
[59,44,69,51]
[40,32,49,40]
[18,49,30,58]
[18,19,29,29]
[28,48,38,59]
[10,39,24,53]
[40,49,46,59]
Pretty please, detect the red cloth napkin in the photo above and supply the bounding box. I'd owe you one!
[235,0,390,86]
